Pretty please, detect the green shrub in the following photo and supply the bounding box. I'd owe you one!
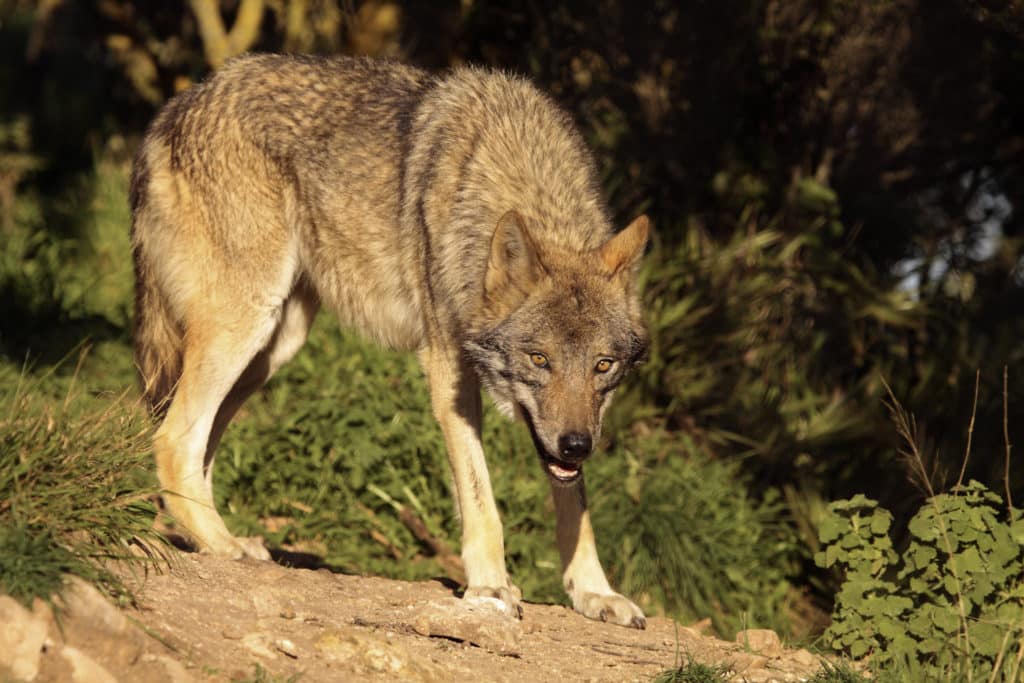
[816,483,1024,680]
[591,432,799,635]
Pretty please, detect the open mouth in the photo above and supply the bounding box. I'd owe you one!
[542,456,581,483]
[519,406,583,484]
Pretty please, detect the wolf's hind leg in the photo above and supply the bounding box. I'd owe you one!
[203,285,319,493]
[552,474,646,628]
[155,304,283,560]
[194,284,320,559]
[419,345,521,617]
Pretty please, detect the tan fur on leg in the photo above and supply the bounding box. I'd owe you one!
[420,346,521,617]
[552,474,646,628]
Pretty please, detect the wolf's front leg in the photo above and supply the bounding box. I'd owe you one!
[552,474,646,628]
[420,347,522,617]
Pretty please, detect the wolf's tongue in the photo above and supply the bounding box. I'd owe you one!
[547,461,578,480]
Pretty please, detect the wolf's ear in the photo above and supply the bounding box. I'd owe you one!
[598,215,650,277]
[485,210,546,296]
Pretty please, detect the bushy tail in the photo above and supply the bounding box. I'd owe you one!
[133,246,183,415]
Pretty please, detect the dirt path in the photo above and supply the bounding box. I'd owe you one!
[2,552,829,682]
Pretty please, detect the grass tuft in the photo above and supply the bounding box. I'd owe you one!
[807,660,870,682]
[0,351,169,606]
[652,657,732,683]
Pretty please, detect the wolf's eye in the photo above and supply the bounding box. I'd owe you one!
[529,352,549,368]
[594,358,614,374]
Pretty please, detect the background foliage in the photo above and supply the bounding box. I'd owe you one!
[1,0,1022,664]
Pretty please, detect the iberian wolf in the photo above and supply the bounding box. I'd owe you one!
[132,54,650,627]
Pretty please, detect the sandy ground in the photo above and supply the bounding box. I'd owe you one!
[3,551,832,683]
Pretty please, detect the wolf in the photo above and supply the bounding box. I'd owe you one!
[131,53,650,628]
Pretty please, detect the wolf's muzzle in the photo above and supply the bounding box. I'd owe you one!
[558,432,592,462]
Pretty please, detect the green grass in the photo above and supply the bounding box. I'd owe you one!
[652,658,732,683]
[806,660,870,682]
[233,664,302,683]
[0,352,168,606]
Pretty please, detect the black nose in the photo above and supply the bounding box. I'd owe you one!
[558,432,592,462]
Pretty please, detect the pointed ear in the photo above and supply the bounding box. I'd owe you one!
[598,215,650,276]
[485,210,546,296]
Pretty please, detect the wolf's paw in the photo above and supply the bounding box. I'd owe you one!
[200,535,271,562]
[234,535,271,561]
[463,585,523,619]
[572,591,646,629]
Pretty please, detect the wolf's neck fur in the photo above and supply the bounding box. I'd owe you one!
[400,64,614,329]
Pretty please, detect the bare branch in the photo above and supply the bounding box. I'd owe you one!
[1004,365,1014,517]
[189,0,265,69]
[955,369,981,492]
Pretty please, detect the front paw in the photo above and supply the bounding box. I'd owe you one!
[196,531,271,561]
[572,591,646,629]
[463,585,523,619]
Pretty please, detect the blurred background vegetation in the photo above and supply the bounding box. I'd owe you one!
[1,0,1022,643]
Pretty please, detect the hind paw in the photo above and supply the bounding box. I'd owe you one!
[573,591,646,629]
[200,535,270,561]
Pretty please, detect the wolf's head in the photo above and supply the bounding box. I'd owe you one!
[465,211,649,485]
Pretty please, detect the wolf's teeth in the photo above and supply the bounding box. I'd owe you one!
[547,462,578,480]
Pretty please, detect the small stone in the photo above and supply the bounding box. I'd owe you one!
[241,633,278,659]
[363,645,405,673]
[790,648,819,670]
[0,595,50,681]
[221,626,245,640]
[274,638,298,658]
[735,628,784,657]
[155,655,194,683]
[63,577,129,635]
[730,651,769,671]
[279,608,297,620]
[314,632,357,660]
[409,597,522,655]
[314,630,424,676]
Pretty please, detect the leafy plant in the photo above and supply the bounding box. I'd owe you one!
[816,482,1024,680]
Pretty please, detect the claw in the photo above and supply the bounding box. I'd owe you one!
[571,590,646,629]
[463,585,523,619]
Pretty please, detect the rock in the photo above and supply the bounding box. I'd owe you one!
[409,597,522,655]
[735,628,784,657]
[221,625,245,640]
[58,578,147,668]
[790,648,820,670]
[314,630,419,676]
[241,632,278,659]
[0,595,49,681]
[140,654,194,683]
[62,577,129,634]
[155,655,194,683]
[59,645,118,683]
[729,651,769,671]
[316,631,406,672]
[274,638,299,658]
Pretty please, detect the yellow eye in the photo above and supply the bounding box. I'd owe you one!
[595,358,614,373]
[530,352,549,368]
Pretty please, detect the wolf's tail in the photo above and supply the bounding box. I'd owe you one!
[132,239,183,416]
